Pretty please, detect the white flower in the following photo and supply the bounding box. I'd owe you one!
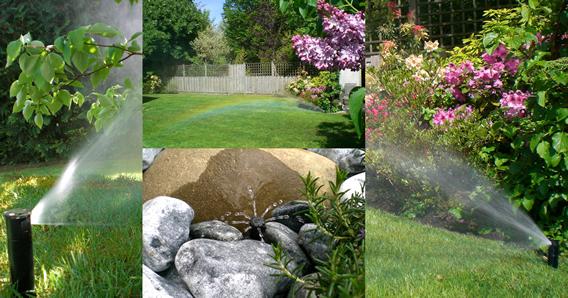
[405,54,423,69]
[424,40,439,53]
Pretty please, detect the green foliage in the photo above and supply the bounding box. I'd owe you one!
[143,0,208,71]
[190,25,230,64]
[223,0,299,63]
[279,0,365,21]
[288,71,342,112]
[269,169,365,297]
[6,25,141,131]
[0,0,86,164]
[348,87,364,139]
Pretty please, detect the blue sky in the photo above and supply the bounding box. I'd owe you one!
[196,0,224,26]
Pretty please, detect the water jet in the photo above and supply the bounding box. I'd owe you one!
[3,209,35,297]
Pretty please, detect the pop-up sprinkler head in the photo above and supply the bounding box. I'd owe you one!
[548,239,559,269]
[4,209,35,296]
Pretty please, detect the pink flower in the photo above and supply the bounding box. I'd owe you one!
[499,90,532,118]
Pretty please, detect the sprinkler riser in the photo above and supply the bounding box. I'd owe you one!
[4,209,35,296]
[548,239,559,269]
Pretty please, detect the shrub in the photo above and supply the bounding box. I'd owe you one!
[143,72,163,94]
[288,71,341,112]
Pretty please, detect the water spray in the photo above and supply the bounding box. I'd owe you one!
[3,209,35,296]
[547,239,559,269]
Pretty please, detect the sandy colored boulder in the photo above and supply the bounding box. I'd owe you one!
[143,149,336,226]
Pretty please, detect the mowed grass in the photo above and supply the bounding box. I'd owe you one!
[0,164,141,297]
[366,208,568,297]
[143,93,363,147]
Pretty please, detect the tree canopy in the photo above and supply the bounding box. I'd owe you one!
[191,25,230,64]
[143,0,208,71]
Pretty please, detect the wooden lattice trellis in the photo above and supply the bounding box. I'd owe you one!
[366,0,518,55]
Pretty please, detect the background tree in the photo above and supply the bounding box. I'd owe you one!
[190,24,230,64]
[143,0,208,72]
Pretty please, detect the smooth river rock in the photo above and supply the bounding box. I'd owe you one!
[264,222,310,269]
[143,149,336,227]
[143,196,194,272]
[308,149,365,175]
[339,172,365,202]
[143,265,193,298]
[298,224,332,263]
[271,200,311,233]
[175,239,298,298]
[143,148,163,171]
[190,220,243,241]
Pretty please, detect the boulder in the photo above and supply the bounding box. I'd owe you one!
[271,200,311,233]
[307,149,364,175]
[143,149,336,227]
[190,220,243,241]
[175,239,297,298]
[298,224,332,263]
[143,148,163,171]
[264,222,310,269]
[143,265,193,298]
[143,196,194,272]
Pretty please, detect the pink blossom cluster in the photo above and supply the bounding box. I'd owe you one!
[301,86,327,100]
[291,0,365,71]
[433,105,473,126]
[365,93,389,138]
[443,44,521,102]
[499,90,532,118]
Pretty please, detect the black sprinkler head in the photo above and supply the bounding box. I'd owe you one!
[548,239,559,269]
[4,208,35,296]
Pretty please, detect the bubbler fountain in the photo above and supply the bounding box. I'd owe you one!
[3,209,35,296]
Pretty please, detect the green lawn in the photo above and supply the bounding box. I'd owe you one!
[0,164,141,297]
[366,208,568,297]
[143,93,363,147]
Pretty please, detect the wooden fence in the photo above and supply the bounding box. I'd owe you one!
[162,62,316,94]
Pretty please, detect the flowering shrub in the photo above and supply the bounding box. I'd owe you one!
[288,71,341,112]
[367,1,568,250]
[143,72,162,94]
[291,0,364,71]
[364,93,389,139]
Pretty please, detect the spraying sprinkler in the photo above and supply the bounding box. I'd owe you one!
[4,209,35,296]
[548,239,559,269]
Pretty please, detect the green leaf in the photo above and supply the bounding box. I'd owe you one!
[483,32,499,49]
[551,70,568,85]
[88,23,120,38]
[552,132,567,153]
[279,0,290,12]
[298,7,307,18]
[536,141,552,164]
[127,40,141,52]
[48,53,65,72]
[522,198,534,211]
[307,0,317,7]
[72,51,90,73]
[47,99,62,115]
[19,54,40,73]
[530,133,544,152]
[12,97,25,113]
[34,113,43,128]
[348,87,365,139]
[55,90,72,107]
[22,101,33,120]
[40,59,55,82]
[9,80,21,97]
[528,0,539,9]
[68,27,87,51]
[54,36,65,52]
[74,92,85,106]
[128,31,142,43]
[557,108,568,122]
[90,66,110,88]
[537,91,547,107]
[6,39,22,67]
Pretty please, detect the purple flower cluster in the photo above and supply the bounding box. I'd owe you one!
[292,0,365,71]
[440,44,530,119]
[433,105,473,126]
[499,90,531,118]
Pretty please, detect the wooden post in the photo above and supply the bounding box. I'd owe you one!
[204,64,208,77]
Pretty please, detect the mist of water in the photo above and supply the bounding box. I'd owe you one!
[367,140,551,249]
[30,0,142,225]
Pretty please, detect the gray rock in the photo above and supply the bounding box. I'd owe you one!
[143,196,194,272]
[143,148,163,171]
[264,222,310,270]
[287,273,319,298]
[298,224,332,263]
[307,149,365,175]
[175,239,297,298]
[339,172,365,203]
[162,266,190,292]
[190,220,243,241]
[271,200,311,233]
[143,265,193,298]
